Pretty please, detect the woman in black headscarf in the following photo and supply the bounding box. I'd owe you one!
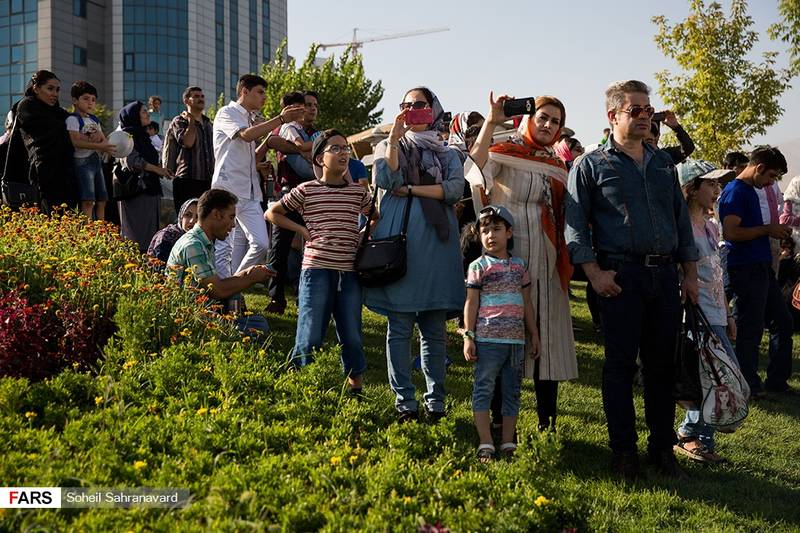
[14,70,76,211]
[116,100,174,252]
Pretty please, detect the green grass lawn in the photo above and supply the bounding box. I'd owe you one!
[249,281,800,531]
[3,278,798,531]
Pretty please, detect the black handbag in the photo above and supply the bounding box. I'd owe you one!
[673,304,703,409]
[111,161,144,200]
[0,115,40,209]
[354,191,413,288]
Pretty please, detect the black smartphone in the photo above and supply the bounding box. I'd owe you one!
[503,97,536,117]
[651,111,666,122]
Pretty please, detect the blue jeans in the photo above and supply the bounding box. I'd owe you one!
[386,310,447,413]
[472,342,524,416]
[728,262,793,393]
[291,269,366,377]
[598,261,681,455]
[234,313,270,341]
[74,153,108,201]
[678,324,737,452]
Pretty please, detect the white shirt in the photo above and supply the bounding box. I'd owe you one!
[211,100,261,202]
[65,114,103,159]
[755,182,783,224]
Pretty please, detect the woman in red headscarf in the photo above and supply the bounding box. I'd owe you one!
[466,92,578,432]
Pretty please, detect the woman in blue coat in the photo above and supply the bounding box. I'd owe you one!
[365,87,465,422]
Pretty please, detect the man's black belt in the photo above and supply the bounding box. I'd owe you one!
[598,253,675,267]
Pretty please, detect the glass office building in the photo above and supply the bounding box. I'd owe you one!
[0,0,38,115]
[0,0,287,122]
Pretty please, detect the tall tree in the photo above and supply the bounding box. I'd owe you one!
[769,0,800,76]
[260,41,384,135]
[652,0,792,163]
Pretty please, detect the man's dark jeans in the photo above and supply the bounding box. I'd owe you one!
[597,261,681,455]
[266,210,304,306]
[729,261,793,393]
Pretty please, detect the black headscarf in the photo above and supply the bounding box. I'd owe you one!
[119,101,159,166]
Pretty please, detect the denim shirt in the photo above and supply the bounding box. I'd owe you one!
[565,137,698,264]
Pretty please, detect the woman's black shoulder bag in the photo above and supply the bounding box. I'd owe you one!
[354,191,413,288]
[0,116,40,209]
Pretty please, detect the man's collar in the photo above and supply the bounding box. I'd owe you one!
[605,133,655,155]
[193,223,215,246]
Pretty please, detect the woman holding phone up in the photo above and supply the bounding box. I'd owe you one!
[365,87,465,423]
[467,93,578,432]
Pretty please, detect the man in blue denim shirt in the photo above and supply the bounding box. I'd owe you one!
[566,80,699,480]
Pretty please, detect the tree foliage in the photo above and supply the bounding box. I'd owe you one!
[652,0,792,163]
[769,0,800,76]
[260,41,384,136]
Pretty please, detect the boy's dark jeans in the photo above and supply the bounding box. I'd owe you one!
[597,262,681,455]
[728,261,793,393]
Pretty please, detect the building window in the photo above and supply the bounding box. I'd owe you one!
[124,53,135,71]
[262,0,271,62]
[73,46,87,66]
[73,0,87,18]
[11,0,24,14]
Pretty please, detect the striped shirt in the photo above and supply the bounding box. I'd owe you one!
[281,179,372,271]
[466,254,531,345]
[166,224,216,285]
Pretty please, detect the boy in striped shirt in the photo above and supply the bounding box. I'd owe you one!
[463,205,540,462]
[265,129,372,395]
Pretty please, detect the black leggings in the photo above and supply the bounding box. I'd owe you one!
[491,364,559,431]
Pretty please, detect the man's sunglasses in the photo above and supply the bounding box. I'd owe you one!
[399,101,429,110]
[619,105,655,119]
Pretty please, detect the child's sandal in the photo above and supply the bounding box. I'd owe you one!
[476,444,495,464]
[499,442,517,459]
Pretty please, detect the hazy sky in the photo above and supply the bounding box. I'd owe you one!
[287,0,799,147]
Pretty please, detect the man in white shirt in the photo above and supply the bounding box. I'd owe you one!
[211,74,304,277]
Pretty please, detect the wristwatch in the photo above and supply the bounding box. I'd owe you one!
[462,330,475,340]
[407,184,413,196]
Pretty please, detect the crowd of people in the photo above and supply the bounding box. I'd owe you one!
[2,69,798,477]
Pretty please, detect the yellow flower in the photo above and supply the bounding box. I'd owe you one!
[124,263,137,269]
[534,495,552,508]
[100,259,112,265]
[24,411,37,420]
[209,408,219,415]
[452,469,462,479]
[348,455,358,465]
[26,453,38,460]
[241,336,251,344]
[95,396,104,406]
[121,283,132,289]
[133,460,147,471]
[330,456,342,466]
[402,496,413,504]
[180,328,192,337]
[200,365,212,373]
[122,359,137,370]
[196,407,208,416]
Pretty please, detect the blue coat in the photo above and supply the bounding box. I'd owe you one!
[364,142,466,316]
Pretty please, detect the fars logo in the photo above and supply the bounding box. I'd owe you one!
[0,488,61,508]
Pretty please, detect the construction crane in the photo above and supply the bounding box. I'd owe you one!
[318,27,449,52]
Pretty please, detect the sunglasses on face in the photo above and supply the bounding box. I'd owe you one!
[323,145,352,155]
[399,101,429,110]
[619,105,655,119]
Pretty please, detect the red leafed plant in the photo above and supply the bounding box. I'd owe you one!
[0,289,113,381]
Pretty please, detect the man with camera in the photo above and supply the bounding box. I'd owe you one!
[566,80,699,481]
